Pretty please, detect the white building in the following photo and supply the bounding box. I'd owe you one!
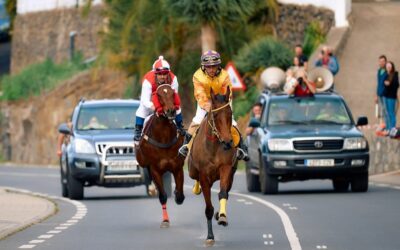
[17,0,103,14]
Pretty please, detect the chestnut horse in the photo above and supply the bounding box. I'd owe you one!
[188,87,238,246]
[135,84,185,228]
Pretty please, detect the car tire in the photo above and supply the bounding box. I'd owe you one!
[332,179,350,192]
[68,172,84,200]
[259,154,278,194]
[60,158,69,198]
[351,173,368,192]
[163,172,172,197]
[246,163,260,192]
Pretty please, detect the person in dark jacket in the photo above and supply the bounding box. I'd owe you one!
[383,61,399,131]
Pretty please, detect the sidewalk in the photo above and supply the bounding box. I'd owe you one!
[0,188,56,240]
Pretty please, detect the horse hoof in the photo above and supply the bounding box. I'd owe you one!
[160,221,170,228]
[205,239,215,247]
[192,185,202,195]
[174,194,185,205]
[214,212,219,221]
[148,185,157,197]
[217,214,228,227]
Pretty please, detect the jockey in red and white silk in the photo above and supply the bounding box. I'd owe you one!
[134,56,184,142]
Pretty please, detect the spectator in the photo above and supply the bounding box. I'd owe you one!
[314,46,339,76]
[83,116,108,130]
[375,55,388,128]
[294,44,308,71]
[285,68,316,97]
[245,102,263,136]
[383,61,399,132]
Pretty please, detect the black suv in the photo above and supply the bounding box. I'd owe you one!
[246,92,369,194]
[58,99,171,200]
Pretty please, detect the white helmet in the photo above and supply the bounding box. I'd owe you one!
[152,56,170,74]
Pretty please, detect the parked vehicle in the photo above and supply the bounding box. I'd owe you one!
[246,91,369,194]
[58,99,171,200]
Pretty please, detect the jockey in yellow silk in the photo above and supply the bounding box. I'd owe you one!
[178,50,249,161]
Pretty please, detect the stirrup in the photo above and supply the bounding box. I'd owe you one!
[178,144,189,157]
[236,148,249,161]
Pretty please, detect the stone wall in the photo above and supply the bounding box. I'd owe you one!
[11,6,104,74]
[0,69,128,165]
[276,3,335,47]
[363,129,400,175]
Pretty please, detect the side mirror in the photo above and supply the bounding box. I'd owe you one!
[249,118,261,128]
[356,116,368,126]
[58,123,71,135]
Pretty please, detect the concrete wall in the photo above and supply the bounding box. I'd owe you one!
[278,0,351,27]
[17,0,102,14]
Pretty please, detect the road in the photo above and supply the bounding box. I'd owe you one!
[0,165,400,250]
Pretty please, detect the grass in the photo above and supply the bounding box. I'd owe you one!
[0,54,89,101]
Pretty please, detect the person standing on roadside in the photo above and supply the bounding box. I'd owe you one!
[375,55,388,129]
[294,44,308,71]
[383,61,399,132]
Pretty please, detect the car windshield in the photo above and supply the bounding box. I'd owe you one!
[266,97,352,126]
[76,105,138,130]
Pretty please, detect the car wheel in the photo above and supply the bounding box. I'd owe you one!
[68,172,84,200]
[163,172,172,197]
[60,157,68,197]
[332,179,350,192]
[246,163,260,192]
[259,154,278,194]
[351,173,369,192]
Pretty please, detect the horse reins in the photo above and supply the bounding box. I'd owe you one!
[207,102,231,143]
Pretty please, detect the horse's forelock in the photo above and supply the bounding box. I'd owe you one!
[214,94,227,103]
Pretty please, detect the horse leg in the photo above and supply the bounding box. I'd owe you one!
[172,168,185,205]
[200,178,215,246]
[188,162,202,195]
[150,168,169,228]
[215,165,232,227]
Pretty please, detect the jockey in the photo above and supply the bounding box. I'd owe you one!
[134,56,184,142]
[178,50,249,161]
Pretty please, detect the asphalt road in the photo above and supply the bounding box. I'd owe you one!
[1,165,400,250]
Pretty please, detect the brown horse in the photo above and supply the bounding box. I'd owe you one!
[136,84,185,228]
[188,87,238,246]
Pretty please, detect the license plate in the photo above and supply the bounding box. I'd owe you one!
[305,159,334,167]
[107,161,137,171]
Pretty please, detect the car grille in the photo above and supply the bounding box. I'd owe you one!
[96,143,135,157]
[293,139,343,151]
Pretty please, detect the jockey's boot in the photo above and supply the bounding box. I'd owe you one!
[176,120,186,136]
[178,133,192,157]
[134,125,143,142]
[236,137,249,161]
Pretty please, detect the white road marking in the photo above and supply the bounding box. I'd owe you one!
[316,245,328,249]
[185,184,302,250]
[264,241,274,245]
[289,207,298,210]
[67,219,79,223]
[55,226,68,230]
[283,203,291,207]
[375,183,390,188]
[263,234,273,239]
[60,223,74,226]
[38,235,53,239]
[19,245,35,249]
[47,230,61,234]
[244,201,253,205]
[29,240,44,244]
[237,199,246,202]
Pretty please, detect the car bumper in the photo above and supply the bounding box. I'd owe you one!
[69,153,147,186]
[262,151,369,181]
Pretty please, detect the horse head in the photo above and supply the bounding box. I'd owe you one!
[156,84,176,121]
[209,87,233,150]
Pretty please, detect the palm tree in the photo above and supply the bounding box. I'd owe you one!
[165,0,257,52]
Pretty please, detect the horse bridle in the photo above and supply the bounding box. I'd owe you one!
[207,102,231,144]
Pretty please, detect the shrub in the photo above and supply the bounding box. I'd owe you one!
[0,55,88,101]
[302,21,326,58]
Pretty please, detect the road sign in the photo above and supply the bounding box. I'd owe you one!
[225,62,246,91]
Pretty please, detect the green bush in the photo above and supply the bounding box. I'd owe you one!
[302,21,326,58]
[233,85,260,118]
[0,55,89,101]
[234,36,293,74]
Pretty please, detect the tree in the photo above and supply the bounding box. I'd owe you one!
[165,0,256,52]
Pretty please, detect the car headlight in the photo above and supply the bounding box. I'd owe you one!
[75,138,95,154]
[268,139,293,151]
[343,137,367,150]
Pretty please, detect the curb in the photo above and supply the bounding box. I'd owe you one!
[0,187,57,240]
